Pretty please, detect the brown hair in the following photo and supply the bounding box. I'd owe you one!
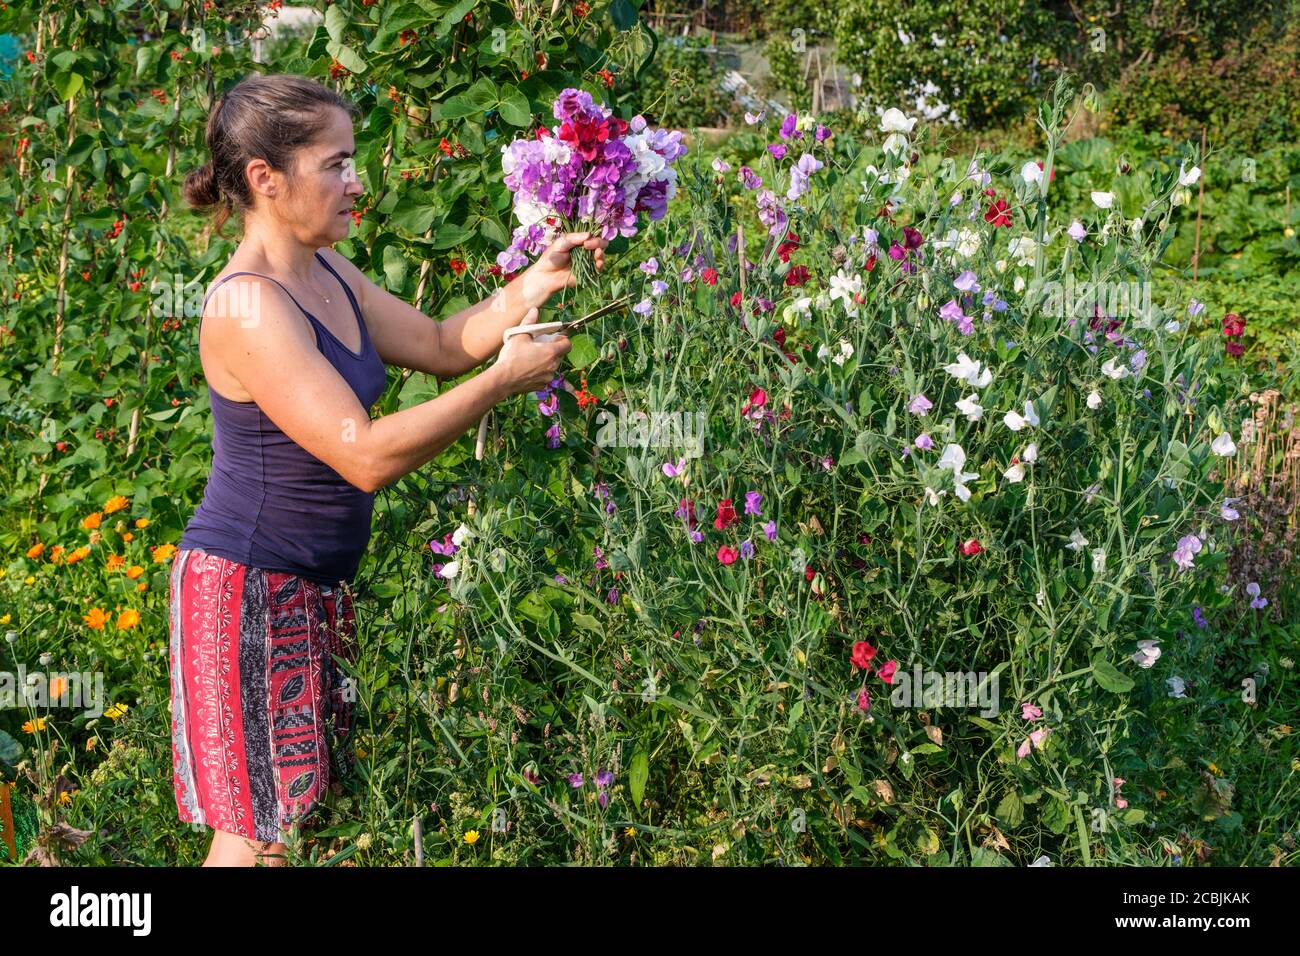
[182,73,361,236]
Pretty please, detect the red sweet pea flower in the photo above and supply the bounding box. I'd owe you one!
[740,386,767,416]
[1226,340,1244,357]
[857,687,871,711]
[714,499,738,530]
[960,538,984,556]
[717,544,738,565]
[777,230,801,262]
[701,267,718,285]
[851,641,877,670]
[730,290,742,307]
[784,264,810,286]
[1221,312,1246,337]
[877,660,898,684]
[804,564,816,582]
[984,198,1012,228]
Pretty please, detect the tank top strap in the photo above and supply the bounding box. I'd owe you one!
[313,252,365,329]
[199,271,315,335]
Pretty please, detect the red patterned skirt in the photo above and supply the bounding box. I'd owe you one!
[168,547,358,844]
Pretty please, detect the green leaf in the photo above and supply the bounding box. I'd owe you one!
[565,334,599,369]
[51,71,84,101]
[970,846,1014,866]
[326,39,368,74]
[609,0,638,30]
[382,244,409,291]
[441,77,498,119]
[571,612,601,632]
[995,790,1024,827]
[496,88,532,127]
[1091,657,1134,694]
[629,750,648,808]
[911,742,942,755]
[324,3,349,42]
[390,200,439,235]
[135,45,159,79]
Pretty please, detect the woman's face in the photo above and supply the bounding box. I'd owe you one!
[271,106,364,244]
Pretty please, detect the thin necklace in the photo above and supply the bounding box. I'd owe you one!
[289,267,331,306]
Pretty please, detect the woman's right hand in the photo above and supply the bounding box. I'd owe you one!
[492,322,572,399]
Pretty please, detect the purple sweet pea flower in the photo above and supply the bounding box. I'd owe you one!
[954,270,980,293]
[787,153,824,201]
[763,520,777,541]
[767,143,787,161]
[779,113,799,139]
[568,771,584,788]
[815,124,831,141]
[689,529,704,543]
[1192,605,1208,629]
[633,297,653,315]
[606,587,620,604]
[639,257,659,275]
[593,545,608,570]
[914,433,933,450]
[908,393,933,415]
[744,491,763,515]
[739,540,755,560]
[739,166,762,190]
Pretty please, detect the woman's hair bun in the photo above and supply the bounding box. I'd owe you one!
[182,160,222,209]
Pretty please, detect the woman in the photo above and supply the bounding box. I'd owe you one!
[170,73,607,866]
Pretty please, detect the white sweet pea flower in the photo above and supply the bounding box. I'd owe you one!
[828,268,864,317]
[937,442,981,500]
[1211,432,1237,456]
[438,560,461,579]
[882,132,909,156]
[925,486,947,507]
[1132,639,1161,668]
[1022,443,1038,463]
[1090,191,1115,209]
[1086,389,1102,409]
[1013,275,1026,293]
[879,107,917,133]
[1020,161,1043,185]
[1101,357,1130,380]
[1166,676,1187,698]
[944,352,994,389]
[1177,161,1201,187]
[1003,400,1039,432]
[833,340,854,365]
[1007,236,1038,267]
[1066,528,1089,551]
[1004,461,1026,483]
[711,156,731,174]
[955,394,985,422]
[1091,548,1106,573]
[452,523,474,547]
[1130,218,1144,237]
[1164,319,1181,333]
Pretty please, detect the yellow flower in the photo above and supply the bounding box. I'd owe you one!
[82,512,103,530]
[26,542,45,559]
[116,609,141,630]
[136,582,148,592]
[65,545,92,565]
[134,517,150,529]
[103,495,129,514]
[22,716,47,733]
[106,554,125,572]
[152,542,177,563]
[123,532,134,542]
[104,702,129,721]
[125,565,145,579]
[58,789,78,806]
[356,747,368,759]
[463,830,480,845]
[1207,762,1221,776]
[0,614,9,625]
[84,607,108,630]
[24,576,35,586]
[624,826,636,837]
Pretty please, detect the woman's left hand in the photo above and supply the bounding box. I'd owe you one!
[525,231,610,303]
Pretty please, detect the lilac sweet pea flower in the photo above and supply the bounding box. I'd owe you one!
[650,279,669,297]
[787,154,824,201]
[767,143,787,161]
[639,257,659,275]
[739,540,755,559]
[738,166,762,190]
[763,520,777,541]
[1172,533,1202,571]
[914,433,934,450]
[1067,220,1087,242]
[744,491,763,515]
[908,393,933,415]
[954,270,980,293]
[633,297,653,315]
[779,113,799,139]
[1220,498,1240,521]
[1247,582,1268,610]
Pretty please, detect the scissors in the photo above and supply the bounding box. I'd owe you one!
[474,295,633,460]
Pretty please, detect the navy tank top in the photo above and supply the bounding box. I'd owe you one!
[179,252,388,586]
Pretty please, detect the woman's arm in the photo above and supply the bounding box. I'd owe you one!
[320,233,607,380]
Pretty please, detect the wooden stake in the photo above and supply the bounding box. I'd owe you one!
[412,814,425,867]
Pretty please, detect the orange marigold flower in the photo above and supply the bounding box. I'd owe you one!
[123,531,134,542]
[152,542,177,563]
[116,609,141,629]
[65,546,91,565]
[26,542,45,559]
[134,517,150,529]
[106,554,126,571]
[48,545,65,563]
[22,717,47,733]
[137,582,149,592]
[84,607,108,630]
[82,512,103,530]
[125,565,145,579]
[103,495,129,514]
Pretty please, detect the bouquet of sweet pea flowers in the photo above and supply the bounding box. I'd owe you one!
[495,87,688,287]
